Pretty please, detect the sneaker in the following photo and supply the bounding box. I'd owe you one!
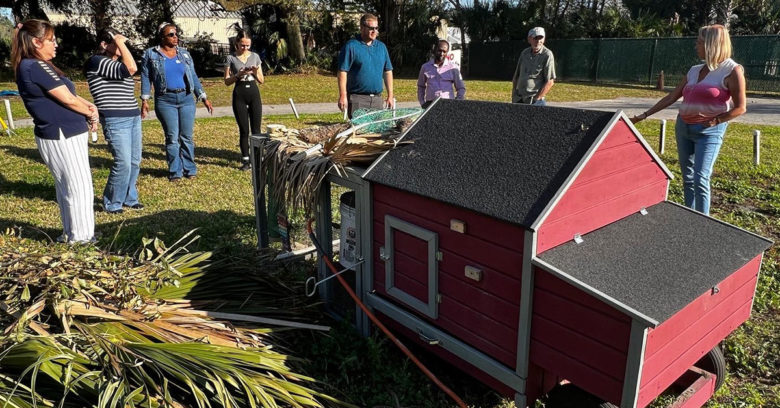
[240,161,251,171]
[169,177,181,183]
[106,208,124,214]
[124,203,145,210]
[185,174,197,180]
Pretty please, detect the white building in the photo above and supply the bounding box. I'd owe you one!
[44,0,242,46]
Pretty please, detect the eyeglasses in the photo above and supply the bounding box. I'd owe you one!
[166,32,178,38]
[363,25,379,32]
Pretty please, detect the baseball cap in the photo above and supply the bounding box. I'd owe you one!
[528,27,545,38]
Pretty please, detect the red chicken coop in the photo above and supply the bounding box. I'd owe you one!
[251,99,771,407]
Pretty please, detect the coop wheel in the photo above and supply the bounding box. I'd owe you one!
[693,345,726,391]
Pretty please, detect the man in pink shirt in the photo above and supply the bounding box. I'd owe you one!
[417,40,466,107]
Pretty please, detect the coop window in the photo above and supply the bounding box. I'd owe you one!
[384,215,439,319]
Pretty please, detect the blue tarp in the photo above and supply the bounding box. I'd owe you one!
[0,90,20,96]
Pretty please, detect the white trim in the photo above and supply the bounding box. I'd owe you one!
[620,319,649,408]
[515,230,537,386]
[366,292,524,392]
[530,111,621,230]
[531,257,658,327]
[619,111,675,179]
[363,99,439,178]
[749,253,766,315]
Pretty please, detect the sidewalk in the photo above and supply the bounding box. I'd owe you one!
[12,97,780,127]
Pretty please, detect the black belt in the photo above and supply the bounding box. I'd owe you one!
[166,88,186,93]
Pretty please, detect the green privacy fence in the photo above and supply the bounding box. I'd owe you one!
[468,36,780,93]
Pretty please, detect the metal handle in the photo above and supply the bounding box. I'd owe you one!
[305,259,365,297]
[418,331,440,346]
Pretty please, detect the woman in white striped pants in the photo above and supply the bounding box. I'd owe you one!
[13,20,99,243]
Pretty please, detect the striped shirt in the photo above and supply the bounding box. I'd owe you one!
[85,55,140,117]
[17,59,88,139]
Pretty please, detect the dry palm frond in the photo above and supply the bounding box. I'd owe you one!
[0,229,349,408]
[260,109,422,216]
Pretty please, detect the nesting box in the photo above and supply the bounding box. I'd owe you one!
[354,100,771,407]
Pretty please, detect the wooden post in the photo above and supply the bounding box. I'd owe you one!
[659,119,666,154]
[3,100,13,130]
[754,130,761,165]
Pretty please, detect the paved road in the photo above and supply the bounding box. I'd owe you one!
[12,97,780,128]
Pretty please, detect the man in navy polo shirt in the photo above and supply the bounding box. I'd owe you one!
[337,13,394,118]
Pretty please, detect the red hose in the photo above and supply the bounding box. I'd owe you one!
[306,219,468,408]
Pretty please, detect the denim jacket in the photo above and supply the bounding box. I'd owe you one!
[140,46,207,101]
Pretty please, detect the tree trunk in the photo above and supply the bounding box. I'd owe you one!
[90,0,113,33]
[283,9,305,63]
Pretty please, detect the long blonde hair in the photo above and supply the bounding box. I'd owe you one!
[699,24,732,71]
[11,19,64,76]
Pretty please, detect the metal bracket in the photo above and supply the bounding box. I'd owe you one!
[305,259,365,297]
[418,330,440,346]
[379,246,389,261]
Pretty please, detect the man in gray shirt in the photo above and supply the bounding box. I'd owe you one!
[511,27,556,105]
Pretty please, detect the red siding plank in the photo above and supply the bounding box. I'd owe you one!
[597,120,639,150]
[537,179,667,253]
[374,204,525,274]
[439,273,520,328]
[534,268,631,321]
[641,277,758,386]
[644,256,761,356]
[571,142,656,187]
[533,288,631,352]
[530,340,624,404]
[546,162,666,223]
[373,184,525,251]
[373,240,522,303]
[537,120,669,253]
[638,300,753,407]
[531,315,628,380]
[391,229,429,260]
[377,313,518,396]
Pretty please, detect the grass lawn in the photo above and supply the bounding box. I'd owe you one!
[0,74,668,121]
[1,105,778,405]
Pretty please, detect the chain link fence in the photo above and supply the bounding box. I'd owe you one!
[468,36,780,93]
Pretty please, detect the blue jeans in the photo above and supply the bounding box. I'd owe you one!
[101,115,142,211]
[675,117,727,215]
[155,92,196,179]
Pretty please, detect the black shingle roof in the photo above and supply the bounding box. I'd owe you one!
[536,201,772,326]
[364,99,615,228]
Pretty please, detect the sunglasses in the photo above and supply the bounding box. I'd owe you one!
[239,44,251,48]
[363,25,379,32]
[165,32,178,38]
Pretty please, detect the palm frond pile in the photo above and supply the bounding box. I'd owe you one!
[260,108,422,215]
[0,229,346,408]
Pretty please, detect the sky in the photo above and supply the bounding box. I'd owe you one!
[1,7,11,21]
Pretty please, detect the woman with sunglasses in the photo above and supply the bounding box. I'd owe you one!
[224,29,264,171]
[140,22,213,182]
[85,28,143,214]
[13,19,98,243]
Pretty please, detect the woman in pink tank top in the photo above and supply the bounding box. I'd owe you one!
[631,25,746,215]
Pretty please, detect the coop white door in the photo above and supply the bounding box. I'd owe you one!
[381,215,439,319]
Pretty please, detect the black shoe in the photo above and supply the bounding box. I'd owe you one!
[169,177,181,183]
[240,161,251,171]
[106,208,124,214]
[124,203,145,210]
[185,174,197,180]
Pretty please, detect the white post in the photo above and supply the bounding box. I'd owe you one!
[659,119,666,155]
[3,100,13,130]
[753,130,761,166]
[288,97,299,119]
